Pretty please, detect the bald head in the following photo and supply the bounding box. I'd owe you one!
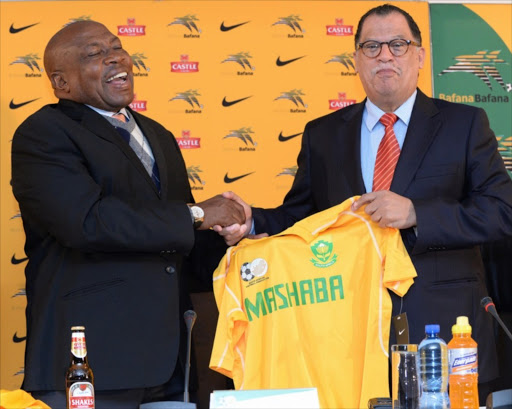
[42,20,134,111]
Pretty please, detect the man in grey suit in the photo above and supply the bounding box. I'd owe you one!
[11,20,244,408]
[218,4,512,403]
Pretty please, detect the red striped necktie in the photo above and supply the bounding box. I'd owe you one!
[372,113,400,191]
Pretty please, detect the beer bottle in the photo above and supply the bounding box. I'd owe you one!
[66,326,95,409]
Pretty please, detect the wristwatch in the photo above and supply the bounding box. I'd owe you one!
[187,204,204,229]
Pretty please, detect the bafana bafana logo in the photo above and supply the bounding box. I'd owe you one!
[310,239,337,268]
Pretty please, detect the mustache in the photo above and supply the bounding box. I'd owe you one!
[372,65,401,75]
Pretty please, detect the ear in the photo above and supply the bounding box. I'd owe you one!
[418,47,426,69]
[50,72,69,93]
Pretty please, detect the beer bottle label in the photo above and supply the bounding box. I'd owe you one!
[71,333,87,358]
[68,382,95,409]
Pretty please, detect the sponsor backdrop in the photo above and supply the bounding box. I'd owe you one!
[0,0,507,393]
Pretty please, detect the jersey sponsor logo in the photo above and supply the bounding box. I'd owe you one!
[272,15,305,38]
[220,21,250,32]
[118,18,146,36]
[222,96,252,107]
[276,55,305,67]
[278,131,302,142]
[310,238,337,268]
[9,98,39,109]
[244,274,344,321]
[329,92,356,110]
[224,172,253,184]
[439,50,510,92]
[177,130,201,149]
[167,15,201,37]
[241,258,268,282]
[326,18,353,36]
[13,332,27,343]
[11,254,29,264]
[9,22,39,34]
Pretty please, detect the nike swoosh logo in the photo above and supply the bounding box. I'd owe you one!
[11,254,29,265]
[220,21,250,32]
[224,172,254,183]
[9,22,39,34]
[276,55,306,67]
[278,131,302,142]
[9,98,39,110]
[222,96,252,107]
[13,332,27,343]
[398,329,405,335]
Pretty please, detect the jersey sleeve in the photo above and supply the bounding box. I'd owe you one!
[209,247,248,386]
[382,228,417,296]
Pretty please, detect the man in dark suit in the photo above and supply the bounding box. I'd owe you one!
[11,20,245,408]
[217,4,512,402]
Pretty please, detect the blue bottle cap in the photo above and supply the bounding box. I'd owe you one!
[425,324,440,334]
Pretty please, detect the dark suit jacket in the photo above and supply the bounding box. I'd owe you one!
[253,89,512,383]
[11,99,223,391]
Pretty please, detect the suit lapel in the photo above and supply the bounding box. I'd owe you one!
[58,100,161,196]
[328,102,366,205]
[392,90,442,195]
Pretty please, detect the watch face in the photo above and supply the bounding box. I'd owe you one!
[192,206,204,218]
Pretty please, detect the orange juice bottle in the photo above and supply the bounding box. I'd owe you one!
[448,316,478,409]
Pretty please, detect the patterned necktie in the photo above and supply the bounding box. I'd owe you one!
[373,113,400,191]
[108,112,161,191]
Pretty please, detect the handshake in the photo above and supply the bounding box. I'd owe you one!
[194,191,265,245]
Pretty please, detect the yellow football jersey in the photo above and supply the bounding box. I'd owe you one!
[210,196,417,409]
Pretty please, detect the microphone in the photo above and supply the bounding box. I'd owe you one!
[481,297,512,342]
[183,310,197,403]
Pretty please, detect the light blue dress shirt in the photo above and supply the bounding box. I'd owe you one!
[360,90,417,193]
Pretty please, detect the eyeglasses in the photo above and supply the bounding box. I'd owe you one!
[357,39,421,58]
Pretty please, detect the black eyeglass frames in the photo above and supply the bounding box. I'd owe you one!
[357,39,421,58]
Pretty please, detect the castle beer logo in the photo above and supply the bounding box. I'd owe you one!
[310,238,338,268]
[221,52,254,75]
[171,55,199,73]
[275,89,307,112]
[10,54,43,77]
[439,50,510,91]
[326,18,353,36]
[187,166,205,190]
[326,52,356,76]
[129,94,147,112]
[168,15,201,38]
[272,15,305,38]
[223,127,257,151]
[277,166,298,177]
[177,130,201,149]
[329,92,356,110]
[169,90,203,113]
[118,18,146,37]
[131,53,150,76]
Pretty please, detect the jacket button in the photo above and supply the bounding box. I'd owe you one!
[165,265,176,274]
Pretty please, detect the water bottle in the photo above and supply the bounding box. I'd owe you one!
[418,324,450,409]
[448,316,479,409]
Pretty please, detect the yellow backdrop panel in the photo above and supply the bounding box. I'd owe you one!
[0,0,431,390]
